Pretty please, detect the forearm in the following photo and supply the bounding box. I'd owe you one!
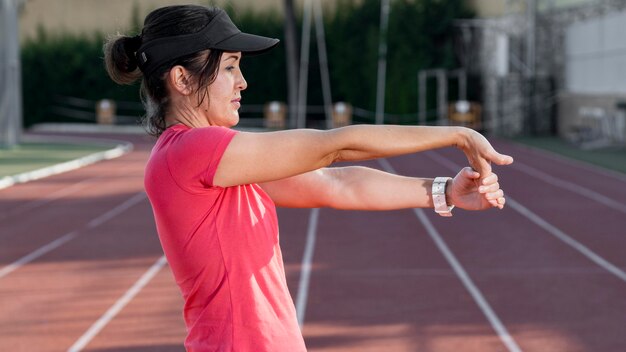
[217,124,508,187]
[326,125,469,163]
[325,166,440,210]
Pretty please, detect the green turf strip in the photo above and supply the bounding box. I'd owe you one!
[511,136,626,175]
[0,142,111,178]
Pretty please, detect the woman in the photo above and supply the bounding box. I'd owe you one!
[104,5,512,352]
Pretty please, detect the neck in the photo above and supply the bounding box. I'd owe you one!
[166,100,210,129]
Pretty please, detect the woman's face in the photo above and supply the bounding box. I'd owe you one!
[204,52,247,127]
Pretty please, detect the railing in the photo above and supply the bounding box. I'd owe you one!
[49,95,452,129]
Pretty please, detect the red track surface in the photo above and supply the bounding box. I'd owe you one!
[0,132,624,352]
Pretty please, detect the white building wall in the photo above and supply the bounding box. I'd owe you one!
[565,11,626,94]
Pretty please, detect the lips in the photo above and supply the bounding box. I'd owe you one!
[231,98,241,109]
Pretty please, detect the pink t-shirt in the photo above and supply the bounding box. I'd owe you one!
[144,124,306,352]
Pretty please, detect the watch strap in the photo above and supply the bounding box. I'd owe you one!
[432,177,454,216]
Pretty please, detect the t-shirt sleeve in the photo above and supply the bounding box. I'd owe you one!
[167,126,238,190]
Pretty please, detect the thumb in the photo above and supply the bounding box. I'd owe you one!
[463,167,480,179]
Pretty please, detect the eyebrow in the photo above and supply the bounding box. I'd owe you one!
[224,55,240,62]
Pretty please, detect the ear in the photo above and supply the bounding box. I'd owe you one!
[168,65,193,95]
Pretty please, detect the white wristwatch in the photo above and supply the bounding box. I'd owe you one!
[432,177,454,217]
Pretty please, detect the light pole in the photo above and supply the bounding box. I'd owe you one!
[375,0,390,125]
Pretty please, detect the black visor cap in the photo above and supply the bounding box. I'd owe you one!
[136,9,279,76]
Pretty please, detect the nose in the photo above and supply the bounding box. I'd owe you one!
[237,71,247,91]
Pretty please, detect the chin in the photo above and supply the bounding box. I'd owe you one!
[227,114,240,128]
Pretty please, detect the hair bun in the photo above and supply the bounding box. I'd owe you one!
[126,35,142,50]
[123,35,142,71]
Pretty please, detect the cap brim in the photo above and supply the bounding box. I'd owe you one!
[213,32,280,55]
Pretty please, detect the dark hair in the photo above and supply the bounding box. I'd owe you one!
[104,5,223,137]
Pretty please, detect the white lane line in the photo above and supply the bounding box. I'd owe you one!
[425,151,626,284]
[1,166,144,225]
[512,162,626,214]
[0,179,93,223]
[378,158,523,352]
[295,208,320,328]
[507,198,626,283]
[87,192,146,229]
[0,232,79,279]
[0,141,133,191]
[0,192,147,280]
[506,140,626,183]
[67,255,167,352]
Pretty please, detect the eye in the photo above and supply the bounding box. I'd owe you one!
[226,65,236,72]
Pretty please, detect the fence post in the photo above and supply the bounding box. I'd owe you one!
[0,0,22,148]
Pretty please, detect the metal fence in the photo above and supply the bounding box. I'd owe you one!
[0,0,22,148]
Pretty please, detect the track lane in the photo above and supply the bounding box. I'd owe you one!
[0,133,160,351]
[78,266,187,352]
[300,160,511,352]
[3,133,624,351]
[434,146,626,269]
[0,196,161,352]
[71,206,312,351]
[493,140,626,200]
[387,146,626,352]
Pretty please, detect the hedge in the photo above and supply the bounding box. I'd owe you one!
[20,0,472,127]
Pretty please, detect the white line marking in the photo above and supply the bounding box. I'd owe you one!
[506,140,626,183]
[87,193,147,229]
[0,179,93,223]
[67,255,167,352]
[413,208,523,352]
[425,151,626,284]
[0,193,146,280]
[378,158,523,352]
[506,198,626,283]
[0,141,133,191]
[0,232,78,279]
[512,162,626,214]
[295,208,320,328]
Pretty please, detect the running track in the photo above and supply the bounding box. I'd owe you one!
[1,131,625,352]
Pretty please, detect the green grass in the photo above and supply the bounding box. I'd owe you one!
[511,136,626,175]
[0,142,111,178]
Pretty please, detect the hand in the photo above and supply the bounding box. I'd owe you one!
[447,167,506,211]
[457,128,514,179]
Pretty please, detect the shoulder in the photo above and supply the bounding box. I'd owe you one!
[178,125,237,144]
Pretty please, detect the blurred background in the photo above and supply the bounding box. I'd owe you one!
[1,0,625,151]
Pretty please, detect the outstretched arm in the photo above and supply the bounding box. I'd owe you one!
[259,165,505,212]
[215,125,513,187]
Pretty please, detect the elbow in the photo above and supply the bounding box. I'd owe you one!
[319,128,352,165]
[324,150,343,166]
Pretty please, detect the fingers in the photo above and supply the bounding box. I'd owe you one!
[479,182,500,194]
[481,173,498,186]
[485,189,505,209]
[479,172,505,209]
[493,195,506,209]
[462,130,512,177]
[485,189,504,200]
[489,150,514,165]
